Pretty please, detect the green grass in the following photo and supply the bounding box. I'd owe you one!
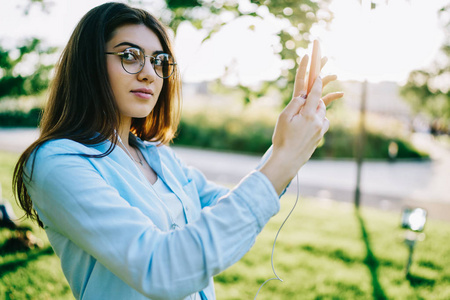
[214,199,450,300]
[0,151,73,300]
[1,151,449,299]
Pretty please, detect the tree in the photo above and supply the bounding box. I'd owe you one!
[131,0,333,105]
[0,38,56,99]
[15,0,334,105]
[0,0,56,101]
[400,4,450,133]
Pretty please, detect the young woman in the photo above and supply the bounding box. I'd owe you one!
[13,2,342,300]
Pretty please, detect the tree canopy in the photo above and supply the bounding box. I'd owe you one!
[0,38,56,100]
[0,1,56,101]
[400,4,450,133]
[131,0,333,104]
[4,0,333,104]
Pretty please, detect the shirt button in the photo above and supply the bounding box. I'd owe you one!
[186,206,189,211]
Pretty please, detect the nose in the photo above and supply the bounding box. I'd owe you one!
[137,56,157,82]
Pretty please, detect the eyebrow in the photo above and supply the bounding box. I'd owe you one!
[113,42,164,55]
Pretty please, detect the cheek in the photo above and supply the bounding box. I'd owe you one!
[106,58,123,93]
[154,78,165,98]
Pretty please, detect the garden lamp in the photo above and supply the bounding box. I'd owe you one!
[401,207,427,276]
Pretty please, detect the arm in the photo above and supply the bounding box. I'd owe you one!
[26,146,279,300]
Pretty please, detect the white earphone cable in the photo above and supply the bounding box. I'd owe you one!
[254,174,300,299]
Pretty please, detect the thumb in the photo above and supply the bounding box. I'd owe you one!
[282,96,306,119]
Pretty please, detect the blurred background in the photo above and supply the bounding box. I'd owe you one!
[0,0,449,299]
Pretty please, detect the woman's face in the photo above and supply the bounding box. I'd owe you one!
[106,24,164,121]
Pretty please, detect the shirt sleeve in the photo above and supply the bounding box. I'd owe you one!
[166,145,286,207]
[26,145,280,300]
[161,146,230,208]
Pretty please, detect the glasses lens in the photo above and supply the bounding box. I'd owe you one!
[153,53,175,78]
[121,48,143,74]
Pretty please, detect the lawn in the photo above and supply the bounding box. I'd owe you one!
[1,150,449,299]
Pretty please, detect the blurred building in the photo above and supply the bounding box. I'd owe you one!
[183,80,415,119]
[341,81,411,118]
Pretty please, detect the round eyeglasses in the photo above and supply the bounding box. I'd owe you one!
[106,47,176,79]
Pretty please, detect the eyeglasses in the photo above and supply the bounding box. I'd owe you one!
[106,47,176,79]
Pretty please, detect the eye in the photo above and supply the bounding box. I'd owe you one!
[122,49,140,63]
[153,54,169,67]
[153,58,163,67]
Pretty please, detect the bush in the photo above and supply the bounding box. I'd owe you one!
[313,128,427,160]
[0,107,42,127]
[175,111,273,154]
[174,108,429,160]
[0,104,428,160]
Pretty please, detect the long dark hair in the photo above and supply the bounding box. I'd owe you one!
[13,2,182,227]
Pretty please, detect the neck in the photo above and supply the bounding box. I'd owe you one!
[117,117,132,147]
[116,117,145,167]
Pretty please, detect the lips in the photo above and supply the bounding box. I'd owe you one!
[131,88,154,99]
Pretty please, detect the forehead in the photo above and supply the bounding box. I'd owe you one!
[107,24,163,53]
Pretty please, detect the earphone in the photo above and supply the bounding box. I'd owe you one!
[254,41,320,298]
[254,174,300,299]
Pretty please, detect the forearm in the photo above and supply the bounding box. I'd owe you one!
[259,149,299,195]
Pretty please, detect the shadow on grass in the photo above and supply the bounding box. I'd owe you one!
[406,273,436,287]
[356,208,388,300]
[0,246,54,278]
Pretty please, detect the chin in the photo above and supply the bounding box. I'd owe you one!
[133,112,152,119]
[131,105,156,119]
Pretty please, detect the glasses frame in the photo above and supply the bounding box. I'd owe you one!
[106,47,176,79]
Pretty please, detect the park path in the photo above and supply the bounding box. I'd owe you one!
[1,128,449,222]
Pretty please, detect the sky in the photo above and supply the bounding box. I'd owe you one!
[0,0,448,84]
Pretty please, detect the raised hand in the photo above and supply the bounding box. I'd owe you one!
[260,59,333,195]
[299,55,344,106]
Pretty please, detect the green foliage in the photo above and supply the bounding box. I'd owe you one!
[13,0,335,108]
[0,38,56,100]
[21,0,54,15]
[0,107,42,127]
[0,101,428,160]
[262,0,330,105]
[174,107,428,160]
[175,109,274,154]
[166,0,200,9]
[158,0,333,104]
[400,69,450,130]
[400,4,450,131]
[315,127,426,160]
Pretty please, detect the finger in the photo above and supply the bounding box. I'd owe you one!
[320,56,328,71]
[316,99,326,120]
[320,117,330,136]
[302,77,322,116]
[282,96,307,119]
[293,55,309,98]
[323,92,344,106]
[322,74,337,89]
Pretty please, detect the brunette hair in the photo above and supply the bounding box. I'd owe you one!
[13,2,181,227]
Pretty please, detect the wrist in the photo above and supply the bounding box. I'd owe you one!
[259,151,298,195]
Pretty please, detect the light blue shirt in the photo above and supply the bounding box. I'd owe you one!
[24,134,280,300]
[152,176,187,229]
